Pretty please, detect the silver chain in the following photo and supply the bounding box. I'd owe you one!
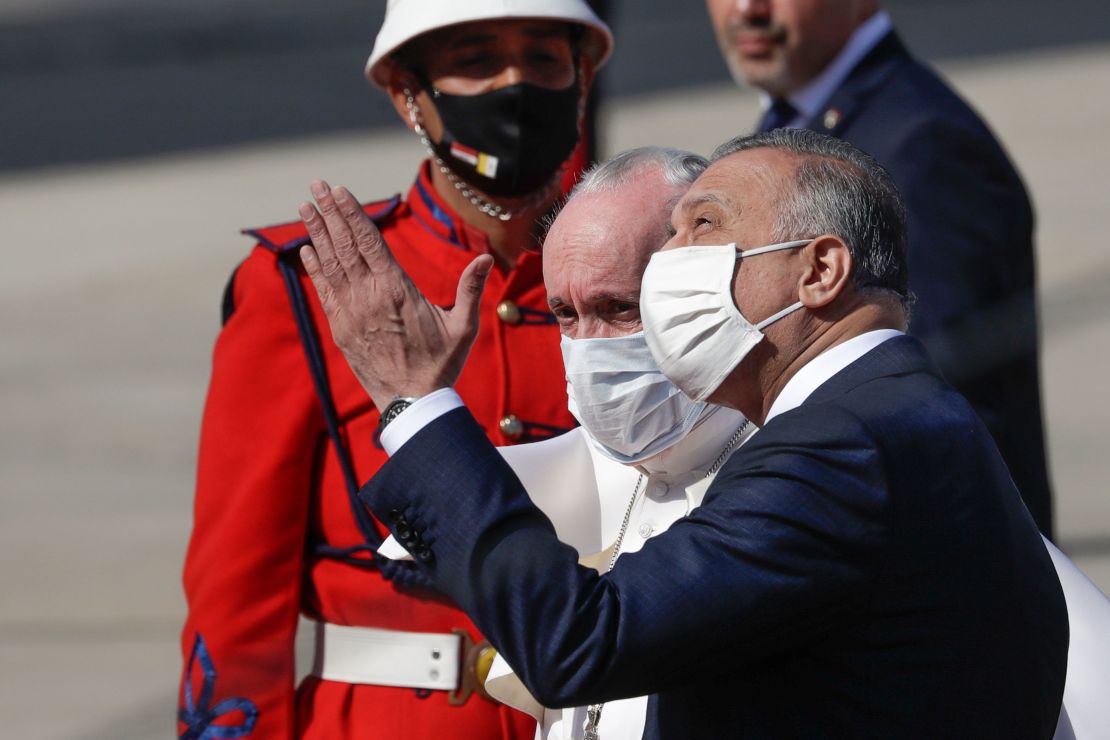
[583,418,750,739]
[604,474,643,578]
[705,419,751,478]
[584,473,642,740]
[403,90,556,222]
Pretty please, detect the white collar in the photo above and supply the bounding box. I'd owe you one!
[759,10,893,123]
[583,405,749,481]
[636,405,751,482]
[764,329,904,423]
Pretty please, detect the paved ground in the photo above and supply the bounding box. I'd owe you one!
[1,42,1108,739]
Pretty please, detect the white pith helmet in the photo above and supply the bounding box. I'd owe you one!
[365,0,614,89]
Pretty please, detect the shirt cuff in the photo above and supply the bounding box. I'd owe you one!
[379,387,464,456]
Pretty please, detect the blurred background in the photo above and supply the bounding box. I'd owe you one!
[2,0,1107,737]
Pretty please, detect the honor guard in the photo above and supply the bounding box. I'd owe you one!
[178,2,612,738]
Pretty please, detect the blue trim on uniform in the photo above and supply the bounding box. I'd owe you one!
[521,420,575,442]
[312,542,378,565]
[244,195,402,254]
[413,176,461,246]
[276,255,382,550]
[516,306,558,325]
[179,633,259,740]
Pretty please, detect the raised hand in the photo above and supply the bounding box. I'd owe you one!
[298,180,493,411]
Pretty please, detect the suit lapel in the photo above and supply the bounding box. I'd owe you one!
[803,31,911,137]
[803,335,940,407]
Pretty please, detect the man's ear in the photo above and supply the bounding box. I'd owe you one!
[386,64,424,132]
[797,235,852,309]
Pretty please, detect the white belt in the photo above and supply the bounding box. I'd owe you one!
[311,622,461,691]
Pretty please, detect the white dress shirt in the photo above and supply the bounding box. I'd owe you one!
[759,10,893,129]
[764,329,904,422]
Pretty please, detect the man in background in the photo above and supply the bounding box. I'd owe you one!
[705,0,1053,534]
[178,1,611,738]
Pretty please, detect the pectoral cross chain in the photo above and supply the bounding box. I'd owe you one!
[583,704,603,740]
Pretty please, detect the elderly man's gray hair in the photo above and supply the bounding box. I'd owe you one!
[540,147,708,240]
[713,129,910,304]
[571,146,708,197]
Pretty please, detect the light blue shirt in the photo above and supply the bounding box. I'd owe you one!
[760,10,893,128]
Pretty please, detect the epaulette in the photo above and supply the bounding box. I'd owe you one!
[242,195,403,254]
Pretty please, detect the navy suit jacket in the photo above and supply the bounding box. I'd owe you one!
[795,32,1053,535]
[362,337,1068,739]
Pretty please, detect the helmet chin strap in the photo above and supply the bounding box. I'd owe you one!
[403,89,563,222]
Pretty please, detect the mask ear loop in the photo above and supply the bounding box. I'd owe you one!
[753,301,805,331]
[733,239,812,330]
[734,239,813,259]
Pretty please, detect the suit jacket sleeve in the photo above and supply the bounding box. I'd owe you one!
[179,248,321,740]
[360,405,888,709]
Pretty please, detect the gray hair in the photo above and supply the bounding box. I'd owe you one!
[712,128,909,304]
[570,146,708,197]
[541,146,708,240]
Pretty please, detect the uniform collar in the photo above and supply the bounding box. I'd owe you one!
[407,160,494,255]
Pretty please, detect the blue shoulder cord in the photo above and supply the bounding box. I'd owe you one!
[276,254,382,558]
[276,254,431,590]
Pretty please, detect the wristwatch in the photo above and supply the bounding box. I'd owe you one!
[380,396,419,428]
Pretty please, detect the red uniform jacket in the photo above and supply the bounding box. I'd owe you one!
[179,163,576,739]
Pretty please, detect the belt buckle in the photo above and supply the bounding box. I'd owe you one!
[447,628,496,706]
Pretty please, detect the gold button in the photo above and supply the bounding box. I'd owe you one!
[499,414,524,440]
[496,300,522,325]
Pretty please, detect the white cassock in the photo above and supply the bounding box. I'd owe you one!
[1044,538,1110,740]
[485,407,752,740]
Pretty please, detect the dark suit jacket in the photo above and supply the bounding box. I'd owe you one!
[796,31,1053,535]
[361,337,1068,739]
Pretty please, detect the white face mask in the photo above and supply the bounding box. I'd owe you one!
[561,331,708,464]
[640,240,812,402]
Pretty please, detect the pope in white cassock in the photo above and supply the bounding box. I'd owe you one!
[380,145,756,738]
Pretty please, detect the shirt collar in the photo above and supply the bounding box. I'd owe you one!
[765,328,904,423]
[759,10,893,124]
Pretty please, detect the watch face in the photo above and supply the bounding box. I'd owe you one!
[381,398,415,428]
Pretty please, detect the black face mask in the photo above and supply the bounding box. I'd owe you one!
[424,79,581,198]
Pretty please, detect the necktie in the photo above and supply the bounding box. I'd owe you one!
[757,97,798,132]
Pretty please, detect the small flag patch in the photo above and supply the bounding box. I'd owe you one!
[450,142,479,166]
[451,142,498,179]
[477,153,499,178]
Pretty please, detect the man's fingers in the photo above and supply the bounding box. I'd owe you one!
[300,201,345,287]
[300,244,335,310]
[311,180,366,280]
[333,186,397,274]
[450,254,494,338]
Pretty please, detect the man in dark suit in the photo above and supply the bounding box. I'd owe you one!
[705,0,1054,535]
[295,128,1068,738]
